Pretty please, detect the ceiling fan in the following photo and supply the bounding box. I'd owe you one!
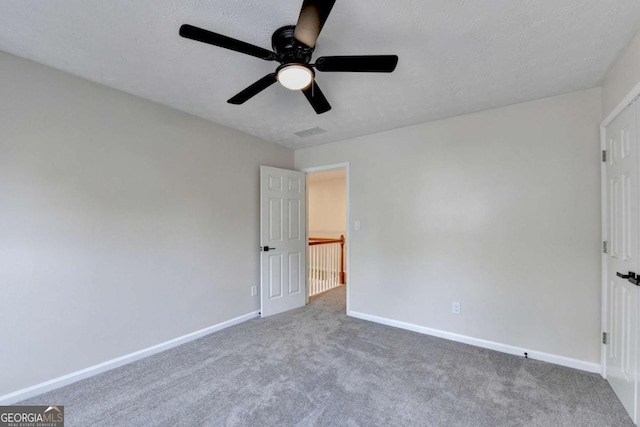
[179,0,398,114]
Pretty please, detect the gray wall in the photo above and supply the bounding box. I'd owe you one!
[0,51,293,396]
[602,28,640,118]
[296,89,603,364]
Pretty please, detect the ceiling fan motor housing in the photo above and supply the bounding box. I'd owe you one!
[272,25,314,64]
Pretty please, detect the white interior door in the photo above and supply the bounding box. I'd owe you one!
[605,102,639,422]
[260,166,306,317]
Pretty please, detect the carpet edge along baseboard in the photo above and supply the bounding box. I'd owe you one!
[0,310,260,405]
[347,310,601,374]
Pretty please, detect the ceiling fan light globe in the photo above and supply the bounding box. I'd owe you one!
[277,64,314,90]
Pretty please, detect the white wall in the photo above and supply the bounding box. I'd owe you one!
[0,51,293,396]
[308,171,346,239]
[296,88,602,365]
[602,29,640,118]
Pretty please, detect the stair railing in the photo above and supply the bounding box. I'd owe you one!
[308,235,345,296]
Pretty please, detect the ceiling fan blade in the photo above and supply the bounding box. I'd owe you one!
[293,0,337,48]
[180,24,276,61]
[228,73,277,104]
[302,81,331,114]
[315,55,399,72]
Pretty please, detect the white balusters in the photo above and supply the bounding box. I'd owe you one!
[308,237,344,296]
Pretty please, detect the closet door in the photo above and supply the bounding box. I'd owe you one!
[605,101,638,422]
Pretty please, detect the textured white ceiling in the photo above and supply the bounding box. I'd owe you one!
[0,1,639,149]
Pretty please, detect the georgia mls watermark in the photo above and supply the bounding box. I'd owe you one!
[0,406,64,427]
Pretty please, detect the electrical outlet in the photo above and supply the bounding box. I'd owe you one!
[354,220,361,231]
[452,302,461,314]
[251,286,257,296]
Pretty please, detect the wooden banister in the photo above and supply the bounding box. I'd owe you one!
[339,234,345,284]
[309,239,343,246]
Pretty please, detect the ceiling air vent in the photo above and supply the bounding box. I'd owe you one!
[294,126,327,138]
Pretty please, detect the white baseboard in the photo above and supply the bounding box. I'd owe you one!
[0,310,260,405]
[348,310,601,374]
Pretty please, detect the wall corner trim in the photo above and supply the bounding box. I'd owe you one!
[0,310,260,405]
[602,80,640,128]
[347,310,601,374]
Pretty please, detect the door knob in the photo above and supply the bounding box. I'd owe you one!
[617,272,634,279]
[616,271,640,286]
[261,246,276,251]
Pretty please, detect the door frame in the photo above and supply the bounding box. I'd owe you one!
[601,82,640,380]
[302,162,351,314]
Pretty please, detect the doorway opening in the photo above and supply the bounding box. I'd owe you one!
[305,164,349,312]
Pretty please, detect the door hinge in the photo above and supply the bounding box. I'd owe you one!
[602,150,607,162]
[602,332,608,344]
[603,241,608,254]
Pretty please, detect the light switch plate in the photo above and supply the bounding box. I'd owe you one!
[354,220,361,231]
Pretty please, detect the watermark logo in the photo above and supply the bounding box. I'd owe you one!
[0,405,64,427]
